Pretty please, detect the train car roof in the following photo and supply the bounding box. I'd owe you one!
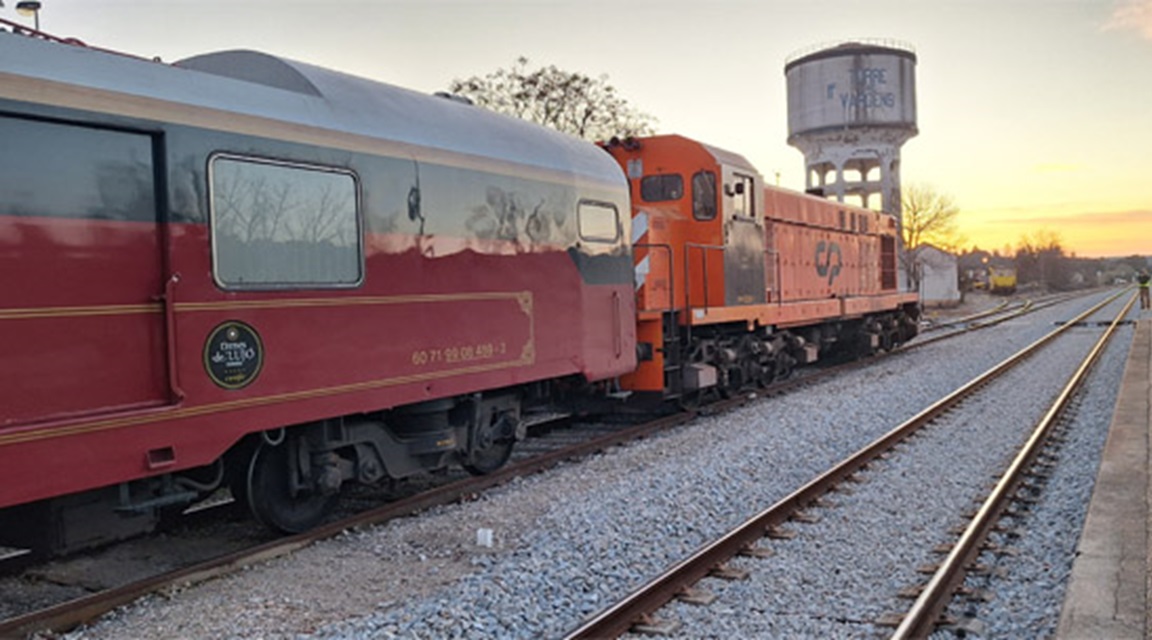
[0,32,625,187]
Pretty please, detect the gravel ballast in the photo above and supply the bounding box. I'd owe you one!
[59,291,1131,639]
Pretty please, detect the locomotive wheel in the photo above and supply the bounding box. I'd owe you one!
[246,442,337,533]
[774,355,795,381]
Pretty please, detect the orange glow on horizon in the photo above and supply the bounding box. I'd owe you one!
[956,208,1152,258]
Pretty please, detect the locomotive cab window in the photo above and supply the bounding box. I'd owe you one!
[211,156,362,288]
[640,174,683,202]
[577,201,620,243]
[692,171,717,221]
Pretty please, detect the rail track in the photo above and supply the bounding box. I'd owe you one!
[563,289,1130,639]
[913,290,1083,346]
[0,289,1110,638]
[890,293,1134,638]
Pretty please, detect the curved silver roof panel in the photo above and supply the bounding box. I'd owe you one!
[0,34,625,187]
[177,50,324,97]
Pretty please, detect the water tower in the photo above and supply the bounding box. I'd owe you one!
[785,40,917,218]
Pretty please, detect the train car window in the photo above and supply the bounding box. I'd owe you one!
[692,171,717,221]
[640,174,683,202]
[0,116,154,222]
[577,201,620,242]
[211,156,362,288]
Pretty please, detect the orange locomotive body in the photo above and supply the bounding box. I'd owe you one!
[603,135,919,401]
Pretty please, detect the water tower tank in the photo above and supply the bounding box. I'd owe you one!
[785,40,917,217]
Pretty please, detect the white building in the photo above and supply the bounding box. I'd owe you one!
[915,244,960,307]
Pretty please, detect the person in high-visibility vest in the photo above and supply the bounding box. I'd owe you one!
[1139,270,1151,310]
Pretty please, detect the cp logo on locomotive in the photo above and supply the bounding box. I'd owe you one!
[815,241,843,285]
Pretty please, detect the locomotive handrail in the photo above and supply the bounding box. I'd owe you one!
[683,242,726,317]
[764,247,781,304]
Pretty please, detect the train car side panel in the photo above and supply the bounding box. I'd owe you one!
[0,116,169,426]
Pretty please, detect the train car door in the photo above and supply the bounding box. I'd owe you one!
[0,116,169,427]
[722,170,767,306]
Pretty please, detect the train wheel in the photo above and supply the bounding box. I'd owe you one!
[463,413,517,475]
[880,329,895,352]
[463,440,514,475]
[774,355,795,381]
[246,442,337,533]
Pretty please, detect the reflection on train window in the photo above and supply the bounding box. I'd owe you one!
[211,156,362,288]
[577,201,619,242]
[0,116,155,221]
[692,171,717,220]
[640,174,683,202]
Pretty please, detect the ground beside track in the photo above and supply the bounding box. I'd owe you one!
[52,290,1118,639]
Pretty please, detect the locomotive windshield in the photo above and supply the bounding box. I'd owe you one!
[640,174,683,202]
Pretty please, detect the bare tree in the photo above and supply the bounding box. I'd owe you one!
[1016,229,1070,290]
[901,183,963,251]
[449,57,656,141]
[899,183,964,290]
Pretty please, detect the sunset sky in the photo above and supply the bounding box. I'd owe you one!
[5,0,1150,258]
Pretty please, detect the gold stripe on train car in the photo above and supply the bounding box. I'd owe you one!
[0,303,162,319]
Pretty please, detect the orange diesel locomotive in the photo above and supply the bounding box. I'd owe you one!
[603,135,919,403]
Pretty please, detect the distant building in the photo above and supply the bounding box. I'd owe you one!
[916,245,960,307]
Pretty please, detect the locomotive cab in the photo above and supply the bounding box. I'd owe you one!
[603,136,783,402]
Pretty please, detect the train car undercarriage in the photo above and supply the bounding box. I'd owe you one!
[0,390,532,555]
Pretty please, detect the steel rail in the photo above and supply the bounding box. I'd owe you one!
[908,290,1084,350]
[891,292,1138,638]
[0,410,710,637]
[563,289,1124,639]
[0,290,1115,637]
[919,290,1088,340]
[923,299,1010,330]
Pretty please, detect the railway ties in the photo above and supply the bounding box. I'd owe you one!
[1,289,1117,638]
[564,289,1131,639]
[887,298,1132,638]
[913,290,1087,348]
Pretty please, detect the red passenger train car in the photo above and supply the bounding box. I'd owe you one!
[602,135,919,401]
[0,31,635,551]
